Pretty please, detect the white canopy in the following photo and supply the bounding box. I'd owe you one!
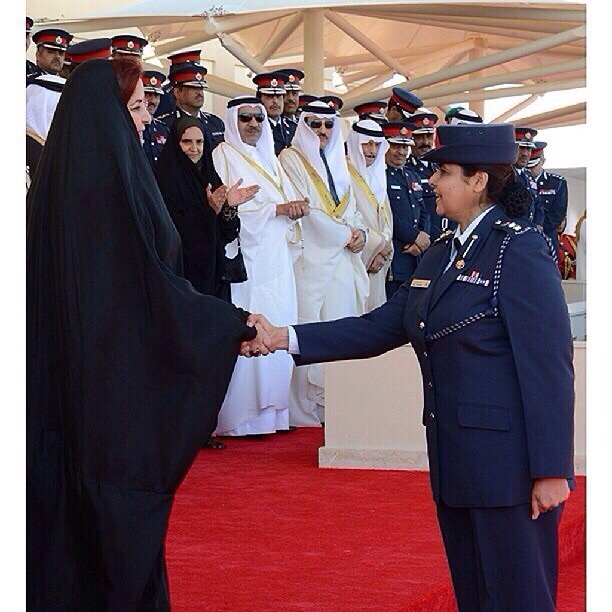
[27,1,586,128]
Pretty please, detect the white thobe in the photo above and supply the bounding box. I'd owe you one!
[279,147,369,426]
[213,142,300,435]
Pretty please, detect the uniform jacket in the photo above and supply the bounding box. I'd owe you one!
[407,154,456,241]
[532,169,568,251]
[269,115,296,156]
[386,164,430,281]
[161,107,225,151]
[26,60,43,81]
[142,118,169,168]
[516,168,545,227]
[293,206,575,507]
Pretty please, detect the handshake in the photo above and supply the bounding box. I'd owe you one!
[241,314,290,357]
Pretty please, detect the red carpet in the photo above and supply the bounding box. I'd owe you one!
[166,428,585,611]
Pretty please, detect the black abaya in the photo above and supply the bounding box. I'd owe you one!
[26,60,255,610]
[154,116,238,300]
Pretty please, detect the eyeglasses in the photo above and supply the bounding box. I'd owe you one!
[238,113,265,123]
[307,119,335,129]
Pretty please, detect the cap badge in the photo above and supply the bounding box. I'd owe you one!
[271,78,278,87]
[56,36,63,44]
[400,127,408,135]
[195,73,203,81]
[423,118,431,125]
[127,41,135,49]
[150,77,158,85]
[525,132,532,140]
[289,75,296,82]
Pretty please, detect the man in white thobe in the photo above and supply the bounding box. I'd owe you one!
[346,120,393,311]
[213,96,308,436]
[279,99,369,426]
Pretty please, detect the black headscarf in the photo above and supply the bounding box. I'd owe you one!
[155,116,231,297]
[26,59,255,610]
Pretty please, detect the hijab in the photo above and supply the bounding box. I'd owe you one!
[155,115,227,296]
[27,59,254,609]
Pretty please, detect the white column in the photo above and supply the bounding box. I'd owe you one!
[303,9,325,94]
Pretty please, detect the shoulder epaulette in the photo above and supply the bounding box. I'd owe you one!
[493,219,530,235]
[433,229,454,244]
[156,112,173,121]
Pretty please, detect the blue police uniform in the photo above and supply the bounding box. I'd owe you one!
[162,108,225,151]
[287,123,575,611]
[532,169,568,252]
[268,115,295,156]
[26,59,43,80]
[142,118,169,168]
[386,164,430,298]
[292,206,574,611]
[407,154,456,240]
[515,167,545,226]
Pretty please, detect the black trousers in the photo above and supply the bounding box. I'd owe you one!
[436,501,563,612]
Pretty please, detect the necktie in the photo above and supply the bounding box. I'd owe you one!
[320,149,340,206]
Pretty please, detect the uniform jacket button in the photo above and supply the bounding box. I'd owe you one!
[427,381,433,389]
[429,412,435,421]
[419,321,425,329]
[423,351,428,358]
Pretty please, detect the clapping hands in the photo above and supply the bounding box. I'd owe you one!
[240,314,289,357]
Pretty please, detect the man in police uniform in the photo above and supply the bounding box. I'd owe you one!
[26,17,37,78]
[383,122,430,298]
[354,100,388,124]
[253,71,294,156]
[110,35,148,58]
[406,109,453,241]
[29,28,73,79]
[514,127,544,228]
[278,68,304,128]
[385,87,422,122]
[162,62,225,151]
[141,71,170,168]
[156,50,201,120]
[527,141,568,252]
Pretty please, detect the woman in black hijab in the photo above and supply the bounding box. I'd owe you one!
[27,58,257,610]
[155,115,257,302]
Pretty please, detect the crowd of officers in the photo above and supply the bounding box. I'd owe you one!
[25,21,574,291]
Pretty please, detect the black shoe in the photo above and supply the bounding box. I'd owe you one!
[203,438,226,449]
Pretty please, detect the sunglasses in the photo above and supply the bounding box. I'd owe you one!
[307,119,335,129]
[238,113,265,123]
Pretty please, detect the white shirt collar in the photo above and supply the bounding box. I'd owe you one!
[453,205,497,246]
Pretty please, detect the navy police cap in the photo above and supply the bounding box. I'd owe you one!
[422,124,519,165]
[277,68,304,90]
[142,70,166,94]
[389,87,422,115]
[515,126,538,148]
[67,38,112,65]
[32,29,73,51]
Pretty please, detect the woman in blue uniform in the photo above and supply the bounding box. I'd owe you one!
[245,123,575,611]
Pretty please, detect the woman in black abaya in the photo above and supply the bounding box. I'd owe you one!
[27,58,257,610]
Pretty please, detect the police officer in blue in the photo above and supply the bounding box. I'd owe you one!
[26,17,37,79]
[383,122,430,299]
[253,71,295,156]
[385,86,422,122]
[141,70,170,168]
[29,28,73,80]
[110,34,148,58]
[407,109,455,241]
[514,126,545,227]
[247,123,575,612]
[162,62,225,151]
[278,68,304,131]
[527,141,568,253]
[353,100,388,124]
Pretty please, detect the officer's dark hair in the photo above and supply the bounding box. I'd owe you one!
[111,57,142,106]
[460,164,531,218]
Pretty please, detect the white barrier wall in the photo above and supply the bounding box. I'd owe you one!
[319,342,586,475]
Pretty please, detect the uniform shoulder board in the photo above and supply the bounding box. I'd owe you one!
[493,219,530,235]
[156,111,173,121]
[550,172,566,181]
[433,229,454,244]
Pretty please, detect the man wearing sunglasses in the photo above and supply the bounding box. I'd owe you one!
[279,99,369,427]
[212,96,309,437]
[254,72,296,156]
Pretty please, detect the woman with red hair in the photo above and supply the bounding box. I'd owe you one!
[27,58,258,609]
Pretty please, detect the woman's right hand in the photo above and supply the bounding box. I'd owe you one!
[276,199,310,220]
